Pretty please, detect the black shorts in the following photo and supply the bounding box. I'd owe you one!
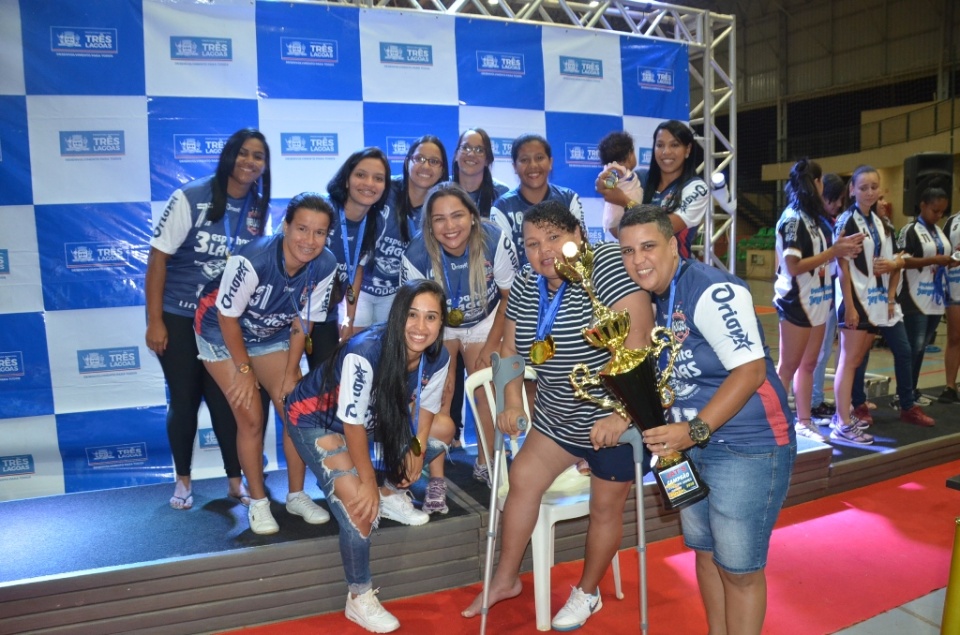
[548,434,643,482]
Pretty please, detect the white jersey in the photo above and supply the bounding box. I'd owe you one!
[897,218,948,315]
[834,206,901,327]
[773,206,833,327]
[943,214,960,304]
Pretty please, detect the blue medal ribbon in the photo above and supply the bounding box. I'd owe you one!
[535,275,566,341]
[856,205,884,289]
[920,217,948,305]
[338,206,367,291]
[659,260,685,372]
[440,247,466,316]
[225,192,253,257]
[280,249,313,346]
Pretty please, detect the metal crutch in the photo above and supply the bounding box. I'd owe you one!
[479,352,526,635]
[619,425,649,635]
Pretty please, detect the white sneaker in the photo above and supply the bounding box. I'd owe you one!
[795,419,826,443]
[248,498,279,535]
[345,588,400,633]
[286,491,330,524]
[551,586,602,631]
[915,394,933,406]
[379,489,429,526]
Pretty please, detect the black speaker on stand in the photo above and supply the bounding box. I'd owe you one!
[903,152,953,216]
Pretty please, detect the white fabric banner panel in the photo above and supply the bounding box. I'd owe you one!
[255,2,363,102]
[0,0,25,95]
[26,95,151,205]
[259,99,366,199]
[542,27,624,116]
[623,115,665,172]
[0,95,33,206]
[0,312,54,419]
[581,197,605,241]
[359,10,459,105]
[20,0,145,96]
[457,105,545,189]
[45,307,165,415]
[0,415,65,501]
[143,0,258,99]
[0,205,42,314]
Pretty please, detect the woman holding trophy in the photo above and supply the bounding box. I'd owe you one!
[461,200,652,630]
[618,205,796,635]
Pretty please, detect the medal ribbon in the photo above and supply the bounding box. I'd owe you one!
[280,249,313,347]
[920,217,948,304]
[225,192,253,256]
[440,248,466,317]
[410,355,425,438]
[659,260,684,372]
[857,205,884,289]
[535,275,566,342]
[338,206,367,292]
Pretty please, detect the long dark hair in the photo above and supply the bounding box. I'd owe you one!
[326,147,391,258]
[452,128,497,218]
[641,120,698,212]
[397,135,449,243]
[320,279,447,484]
[785,158,825,220]
[821,173,847,209]
[209,128,271,223]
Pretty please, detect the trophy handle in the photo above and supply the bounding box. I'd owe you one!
[570,363,630,420]
[651,326,681,407]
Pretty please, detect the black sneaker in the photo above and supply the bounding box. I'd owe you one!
[939,387,960,404]
[811,401,836,418]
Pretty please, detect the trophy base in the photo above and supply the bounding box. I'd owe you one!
[653,454,709,511]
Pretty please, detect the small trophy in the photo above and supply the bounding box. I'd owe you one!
[557,241,708,511]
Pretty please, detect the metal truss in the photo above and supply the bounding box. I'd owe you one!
[307,0,737,270]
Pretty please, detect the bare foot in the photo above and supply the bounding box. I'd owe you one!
[461,578,522,618]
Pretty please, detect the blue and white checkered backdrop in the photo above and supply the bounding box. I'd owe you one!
[0,0,688,501]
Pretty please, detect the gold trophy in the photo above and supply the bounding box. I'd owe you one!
[557,240,708,511]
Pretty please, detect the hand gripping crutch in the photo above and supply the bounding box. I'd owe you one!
[619,426,649,635]
[479,352,527,635]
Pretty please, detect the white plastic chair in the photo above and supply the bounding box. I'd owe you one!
[465,366,622,632]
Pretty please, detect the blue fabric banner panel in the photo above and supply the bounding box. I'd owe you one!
[35,203,151,311]
[363,102,459,171]
[56,405,171,493]
[256,2,362,102]
[147,96,261,202]
[0,312,54,420]
[545,111,624,197]
[20,0,145,96]
[455,19,544,111]
[621,37,689,120]
[0,96,32,206]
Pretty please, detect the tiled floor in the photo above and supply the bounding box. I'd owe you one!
[746,278,954,634]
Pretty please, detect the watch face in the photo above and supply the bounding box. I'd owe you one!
[690,420,709,442]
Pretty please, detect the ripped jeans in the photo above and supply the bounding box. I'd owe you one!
[285,419,446,594]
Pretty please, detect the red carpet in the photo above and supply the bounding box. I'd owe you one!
[221,460,959,635]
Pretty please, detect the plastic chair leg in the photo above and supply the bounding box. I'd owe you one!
[612,552,623,599]
[531,514,553,631]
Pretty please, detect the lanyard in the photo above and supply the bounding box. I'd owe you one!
[225,192,252,256]
[410,355,425,436]
[337,206,366,285]
[659,260,684,371]
[536,275,566,342]
[441,248,466,313]
[281,252,313,341]
[920,217,948,304]
[856,206,882,260]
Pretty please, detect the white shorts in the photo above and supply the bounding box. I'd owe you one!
[444,307,497,345]
[353,291,395,328]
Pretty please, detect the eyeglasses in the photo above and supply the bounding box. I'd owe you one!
[411,155,443,167]
[459,144,486,156]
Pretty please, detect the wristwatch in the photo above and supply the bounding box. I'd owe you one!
[237,362,251,374]
[688,416,711,448]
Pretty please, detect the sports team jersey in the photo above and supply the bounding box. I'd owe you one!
[195,233,337,346]
[944,214,960,303]
[654,260,792,446]
[647,177,709,260]
[324,199,371,322]
[151,175,265,317]
[773,207,833,327]
[491,184,583,268]
[462,179,510,217]
[834,205,900,327]
[400,222,518,328]
[897,218,949,315]
[505,242,638,448]
[285,326,450,437]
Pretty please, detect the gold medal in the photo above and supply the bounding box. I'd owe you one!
[305,335,313,356]
[447,308,464,327]
[346,285,356,304]
[409,436,422,457]
[530,335,555,365]
[660,384,675,408]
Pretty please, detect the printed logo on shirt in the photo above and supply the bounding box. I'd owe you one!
[0,249,9,275]
[0,455,35,477]
[476,51,525,76]
[344,358,369,420]
[0,351,25,379]
[379,42,433,67]
[490,137,513,160]
[564,142,601,167]
[220,259,251,310]
[281,37,338,64]
[64,241,129,269]
[280,133,339,157]
[77,347,141,375]
[174,134,229,161]
[638,66,674,92]
[170,36,233,62]
[386,136,419,163]
[559,56,603,79]
[59,131,125,158]
[50,27,118,56]
[711,285,754,351]
[86,443,148,468]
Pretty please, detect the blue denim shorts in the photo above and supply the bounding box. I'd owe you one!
[679,440,796,574]
[195,334,289,362]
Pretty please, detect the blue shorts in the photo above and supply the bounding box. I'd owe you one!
[195,334,289,363]
[550,435,640,482]
[680,440,796,574]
